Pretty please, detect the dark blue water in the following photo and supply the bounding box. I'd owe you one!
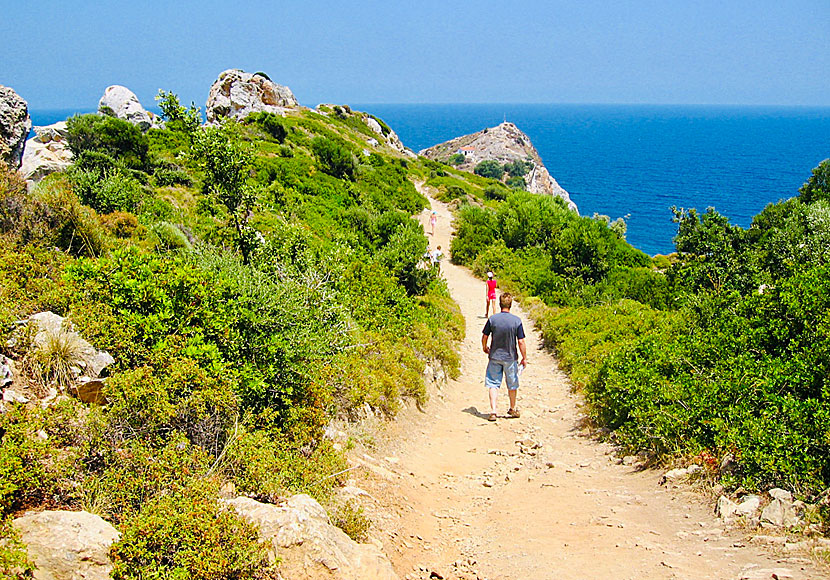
[33,105,830,255]
[355,104,830,255]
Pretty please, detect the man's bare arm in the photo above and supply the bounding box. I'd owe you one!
[518,337,527,366]
[481,333,490,354]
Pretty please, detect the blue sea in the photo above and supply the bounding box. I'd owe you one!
[356,104,830,256]
[32,105,830,255]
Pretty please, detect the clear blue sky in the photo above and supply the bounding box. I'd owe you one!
[3,0,828,110]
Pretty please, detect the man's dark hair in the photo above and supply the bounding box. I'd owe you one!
[499,293,513,310]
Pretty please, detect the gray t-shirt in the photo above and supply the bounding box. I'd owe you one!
[483,312,525,362]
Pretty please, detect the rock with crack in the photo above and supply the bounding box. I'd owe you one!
[0,85,31,170]
[206,69,300,124]
[13,510,120,580]
[224,494,399,580]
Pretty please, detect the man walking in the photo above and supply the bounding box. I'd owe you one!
[481,293,527,422]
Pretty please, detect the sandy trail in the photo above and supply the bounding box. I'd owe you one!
[345,192,824,580]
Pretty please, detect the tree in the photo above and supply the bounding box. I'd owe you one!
[474,160,504,180]
[191,124,257,264]
[156,90,201,136]
[799,159,830,204]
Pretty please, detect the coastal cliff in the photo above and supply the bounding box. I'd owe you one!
[419,122,577,212]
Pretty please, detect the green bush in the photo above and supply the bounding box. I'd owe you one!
[312,136,356,180]
[66,114,149,171]
[474,160,504,180]
[69,166,145,214]
[503,159,533,177]
[245,112,288,143]
[448,153,465,166]
[109,480,276,580]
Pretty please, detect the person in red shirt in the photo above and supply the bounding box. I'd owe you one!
[485,271,498,318]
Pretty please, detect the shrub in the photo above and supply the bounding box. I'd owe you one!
[503,159,533,177]
[330,500,371,542]
[69,167,145,214]
[450,204,497,265]
[799,159,830,204]
[312,136,356,180]
[506,175,526,190]
[109,480,276,580]
[150,221,191,251]
[245,112,288,143]
[448,153,465,166]
[484,184,509,201]
[474,160,504,180]
[156,89,201,136]
[66,114,149,171]
[152,165,193,187]
[100,211,139,238]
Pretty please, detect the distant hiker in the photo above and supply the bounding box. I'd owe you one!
[431,245,443,272]
[485,271,498,318]
[481,293,527,422]
[429,211,437,235]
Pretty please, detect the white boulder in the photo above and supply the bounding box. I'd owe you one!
[13,510,119,580]
[206,69,299,125]
[20,121,74,183]
[224,494,399,580]
[99,85,155,130]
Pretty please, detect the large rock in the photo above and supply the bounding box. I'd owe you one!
[98,85,155,130]
[0,85,31,169]
[20,121,74,183]
[206,69,300,125]
[225,494,399,580]
[419,122,577,212]
[13,510,119,580]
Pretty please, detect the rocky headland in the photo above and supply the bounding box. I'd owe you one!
[420,121,577,212]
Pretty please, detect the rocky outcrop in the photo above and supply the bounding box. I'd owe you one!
[362,114,414,158]
[13,510,120,580]
[0,85,31,170]
[98,85,156,130]
[225,494,399,580]
[206,69,300,124]
[20,121,74,183]
[420,122,577,212]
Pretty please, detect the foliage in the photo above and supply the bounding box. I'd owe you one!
[798,158,830,204]
[448,153,465,165]
[66,114,149,171]
[156,89,201,136]
[311,136,357,181]
[244,112,288,143]
[0,516,35,578]
[503,158,533,177]
[473,160,504,180]
[192,123,257,263]
[330,500,371,542]
[109,480,276,580]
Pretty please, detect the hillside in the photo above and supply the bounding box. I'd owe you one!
[419,121,577,211]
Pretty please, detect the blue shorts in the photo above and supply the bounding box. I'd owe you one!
[485,359,519,390]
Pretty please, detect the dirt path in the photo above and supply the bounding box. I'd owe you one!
[345,193,825,580]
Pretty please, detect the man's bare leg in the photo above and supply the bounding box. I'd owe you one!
[489,388,499,415]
